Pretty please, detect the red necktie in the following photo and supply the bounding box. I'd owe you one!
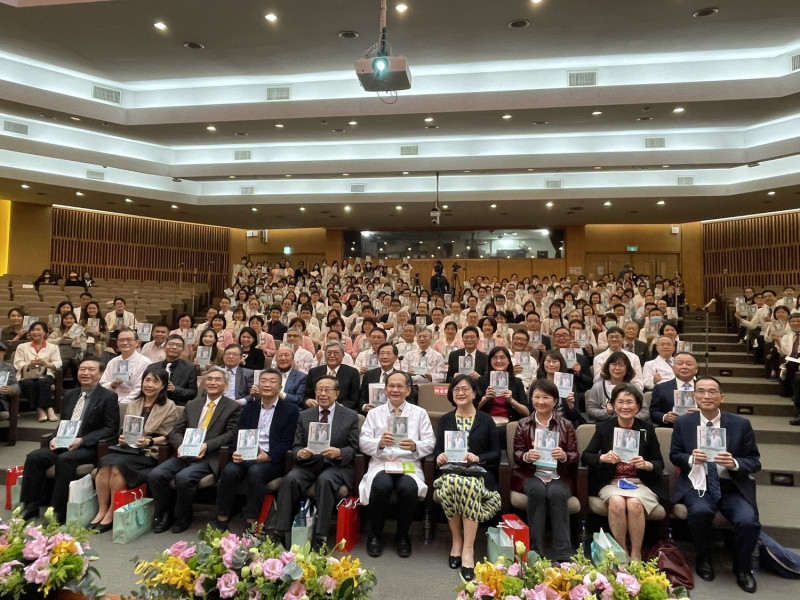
[320,409,330,423]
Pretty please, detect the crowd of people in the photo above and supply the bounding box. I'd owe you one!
[0,259,776,592]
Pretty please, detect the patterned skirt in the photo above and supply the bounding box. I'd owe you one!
[433,473,501,522]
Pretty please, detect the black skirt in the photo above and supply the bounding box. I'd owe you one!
[99,449,158,488]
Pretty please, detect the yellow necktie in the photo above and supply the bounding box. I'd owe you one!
[202,401,216,429]
[328,368,335,377]
[393,406,401,416]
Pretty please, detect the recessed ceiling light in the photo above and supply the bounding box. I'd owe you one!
[657,200,666,205]
[153,21,167,31]
[693,8,719,18]
[502,114,513,120]
[20,184,30,189]
[592,111,603,116]
[348,120,358,126]
[395,3,408,13]
[442,204,449,209]
[395,205,403,211]
[338,30,359,39]
[424,117,434,123]
[70,116,81,121]
[125,198,133,203]
[490,203,497,209]
[546,201,554,208]
[344,205,352,212]
[75,191,84,197]
[673,107,685,114]
[299,207,306,211]
[507,19,530,28]
[183,42,205,50]
[265,13,278,22]
[531,0,543,4]
[767,191,776,196]
[402,171,409,175]
[171,204,178,209]
[206,125,216,132]
[252,207,258,212]
[274,123,284,128]
[604,201,612,206]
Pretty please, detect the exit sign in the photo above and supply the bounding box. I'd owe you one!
[627,246,639,252]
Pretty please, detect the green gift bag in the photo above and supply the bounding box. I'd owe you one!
[66,494,99,527]
[486,526,514,562]
[113,497,154,544]
[290,503,316,548]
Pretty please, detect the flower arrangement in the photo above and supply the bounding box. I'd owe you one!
[133,526,377,600]
[0,507,103,600]
[456,542,688,600]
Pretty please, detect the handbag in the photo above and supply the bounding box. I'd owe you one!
[253,494,275,534]
[591,528,627,564]
[20,364,46,380]
[486,526,514,562]
[112,483,147,511]
[335,496,361,552]
[645,538,694,590]
[500,513,529,558]
[5,466,23,510]
[112,497,154,544]
[439,463,487,477]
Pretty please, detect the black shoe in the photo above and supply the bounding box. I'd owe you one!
[311,536,326,553]
[695,555,715,582]
[153,512,173,534]
[213,519,229,532]
[171,517,192,534]
[735,569,757,593]
[789,415,800,426]
[448,555,462,569]
[96,522,113,534]
[367,535,382,557]
[395,534,412,558]
[460,566,475,582]
[20,504,39,521]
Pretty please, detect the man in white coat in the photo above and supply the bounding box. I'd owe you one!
[359,371,435,559]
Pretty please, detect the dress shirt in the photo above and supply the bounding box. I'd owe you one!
[140,341,167,363]
[319,402,336,423]
[738,304,774,330]
[226,366,238,400]
[694,409,738,478]
[642,355,677,390]
[99,351,152,403]
[257,399,277,452]
[355,349,380,371]
[400,347,446,383]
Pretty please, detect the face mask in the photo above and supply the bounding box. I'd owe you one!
[650,316,663,324]
[274,295,283,302]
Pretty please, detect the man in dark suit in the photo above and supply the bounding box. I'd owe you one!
[266,375,360,551]
[0,341,20,413]
[554,325,593,395]
[446,326,488,382]
[304,340,360,411]
[215,369,299,529]
[273,345,308,407]
[524,311,551,361]
[20,357,118,523]
[161,334,198,405]
[622,322,650,365]
[359,342,402,413]
[650,352,698,426]
[266,304,288,342]
[221,344,255,405]
[669,376,761,593]
[148,366,242,533]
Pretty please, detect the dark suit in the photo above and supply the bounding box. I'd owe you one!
[227,366,254,402]
[445,349,488,382]
[359,367,398,413]
[0,361,19,412]
[270,403,360,539]
[650,378,688,427]
[281,369,308,407]
[148,394,242,519]
[304,364,360,411]
[21,385,118,519]
[267,320,288,342]
[670,411,761,569]
[624,339,650,367]
[162,358,198,406]
[216,398,300,519]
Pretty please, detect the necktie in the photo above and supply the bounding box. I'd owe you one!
[383,371,391,384]
[667,357,674,366]
[320,409,329,423]
[434,325,439,332]
[626,343,633,352]
[421,350,426,357]
[202,401,216,429]
[393,406,401,416]
[705,420,721,503]
[684,382,691,391]
[792,333,800,358]
[328,368,336,377]
[72,392,87,421]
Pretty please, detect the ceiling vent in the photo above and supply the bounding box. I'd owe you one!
[644,137,666,149]
[234,150,252,161]
[792,54,800,71]
[568,70,597,87]
[350,183,366,193]
[240,186,255,195]
[85,169,105,181]
[545,178,563,189]
[92,84,122,104]
[677,176,695,186]
[266,86,291,101]
[2,120,29,135]
[400,145,419,156]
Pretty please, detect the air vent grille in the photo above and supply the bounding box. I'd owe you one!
[2,120,29,135]
[350,184,366,193]
[568,70,597,87]
[645,137,666,149]
[400,145,419,156]
[677,176,695,186]
[92,84,122,104]
[791,54,800,71]
[240,186,255,195]
[545,178,563,189]
[86,169,105,181]
[234,150,252,161]
[266,86,291,101]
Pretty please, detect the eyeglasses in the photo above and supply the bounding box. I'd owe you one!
[614,400,638,406]
[452,386,472,395]
[165,342,184,348]
[694,389,720,397]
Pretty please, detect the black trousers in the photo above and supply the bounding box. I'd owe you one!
[368,471,419,538]
[148,455,213,519]
[19,376,54,410]
[21,446,96,518]
[216,460,284,520]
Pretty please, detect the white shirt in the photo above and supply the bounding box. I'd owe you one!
[355,348,381,371]
[292,347,315,374]
[225,366,239,401]
[100,351,152,403]
[140,341,166,363]
[257,399,278,452]
[642,355,676,390]
[592,347,644,390]
[400,347,446,383]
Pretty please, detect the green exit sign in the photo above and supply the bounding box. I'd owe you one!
[627,246,639,252]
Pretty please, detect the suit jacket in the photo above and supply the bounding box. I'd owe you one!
[282,369,308,407]
[227,367,254,402]
[434,410,500,490]
[238,398,300,465]
[0,362,19,409]
[624,339,650,366]
[161,359,198,406]
[267,320,288,342]
[292,403,360,473]
[446,349,489,383]
[669,411,761,508]
[62,386,119,449]
[359,367,398,412]
[512,413,578,494]
[304,364,360,411]
[651,378,686,427]
[169,394,242,475]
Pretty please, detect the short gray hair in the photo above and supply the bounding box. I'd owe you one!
[324,340,345,354]
[205,365,230,383]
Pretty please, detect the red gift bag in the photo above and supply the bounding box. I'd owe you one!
[254,494,275,533]
[335,497,361,552]
[5,466,23,510]
[112,484,147,511]
[500,513,529,557]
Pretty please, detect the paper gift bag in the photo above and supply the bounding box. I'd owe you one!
[290,502,316,548]
[9,475,23,511]
[113,497,154,544]
[112,483,147,511]
[5,466,23,510]
[500,513,529,557]
[486,526,514,563]
[66,495,99,527]
[591,527,627,564]
[335,497,361,552]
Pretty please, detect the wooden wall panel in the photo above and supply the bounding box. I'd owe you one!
[50,208,230,295]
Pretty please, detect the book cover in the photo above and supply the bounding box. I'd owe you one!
[561,347,577,368]
[181,428,206,456]
[388,415,408,442]
[86,318,100,333]
[672,390,696,415]
[138,322,153,342]
[490,370,509,394]
[458,354,475,375]
[0,372,8,387]
[613,428,640,463]
[677,341,693,353]
[48,314,61,328]
[444,430,468,463]
[533,428,559,469]
[554,372,574,398]
[68,323,85,337]
[514,351,532,375]
[415,355,429,376]
[122,415,144,446]
[573,330,589,348]
[55,419,81,448]
[196,346,212,367]
[112,362,130,385]
[237,429,259,460]
[697,426,726,461]
[308,421,331,454]
[368,383,388,407]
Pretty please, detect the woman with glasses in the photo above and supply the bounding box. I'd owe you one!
[477,346,531,447]
[586,352,648,422]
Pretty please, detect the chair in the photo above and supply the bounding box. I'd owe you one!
[0,391,20,446]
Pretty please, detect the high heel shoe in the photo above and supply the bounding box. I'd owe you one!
[448,555,462,569]
[460,566,475,582]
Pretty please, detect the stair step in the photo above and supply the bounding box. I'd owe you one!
[721,393,796,418]
[759,486,800,547]
[691,341,753,353]
[702,362,770,378]
[754,444,800,487]
[743,415,800,445]
[681,332,740,343]
[695,376,779,396]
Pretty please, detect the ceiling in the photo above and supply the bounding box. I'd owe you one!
[1,0,800,230]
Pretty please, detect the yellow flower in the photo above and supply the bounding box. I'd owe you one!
[301,562,317,581]
[136,556,197,593]
[543,566,582,598]
[50,539,78,565]
[329,556,362,586]
[473,561,506,596]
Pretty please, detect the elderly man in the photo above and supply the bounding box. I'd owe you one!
[401,329,446,384]
[304,341,360,410]
[284,327,315,373]
[650,352,698,426]
[592,326,644,390]
[220,344,255,406]
[359,342,402,414]
[272,344,308,407]
[642,336,678,391]
[99,328,152,403]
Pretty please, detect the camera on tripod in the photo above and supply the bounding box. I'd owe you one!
[452,263,462,272]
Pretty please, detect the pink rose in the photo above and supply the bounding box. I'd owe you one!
[507,562,521,577]
[283,581,306,600]
[474,584,494,597]
[217,571,240,599]
[247,587,262,600]
[568,584,591,600]
[262,558,285,580]
[506,596,521,600]
[616,572,641,596]
[526,583,560,600]
[0,560,21,577]
[280,551,296,565]
[194,574,208,596]
[169,540,197,560]
[23,556,50,584]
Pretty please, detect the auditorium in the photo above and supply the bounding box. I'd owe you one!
[0,1,799,599]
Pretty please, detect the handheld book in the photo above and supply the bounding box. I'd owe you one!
[490,370,509,394]
[673,390,696,415]
[613,428,640,463]
[444,430,468,463]
[561,348,577,369]
[112,362,130,385]
[308,422,331,454]
[388,415,409,443]
[554,372,573,398]
[458,355,475,375]
[515,352,532,376]
[368,383,388,407]
[55,420,81,448]
[181,428,206,456]
[138,322,153,342]
[533,428,559,469]
[237,429,259,460]
[68,323,85,337]
[122,415,144,446]
[698,426,726,461]
[196,346,212,367]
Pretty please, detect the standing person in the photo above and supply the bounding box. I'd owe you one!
[14,321,62,422]
[669,377,761,593]
[159,334,198,406]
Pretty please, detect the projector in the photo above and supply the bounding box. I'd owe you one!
[355,55,411,92]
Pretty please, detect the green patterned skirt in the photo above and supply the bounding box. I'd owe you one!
[433,473,501,522]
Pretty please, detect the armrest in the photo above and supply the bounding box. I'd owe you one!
[96,436,116,460]
[218,446,231,474]
[40,433,54,448]
[423,455,435,501]
[353,454,367,492]
[498,463,512,514]
[577,465,589,520]
[7,394,19,446]
[156,442,173,463]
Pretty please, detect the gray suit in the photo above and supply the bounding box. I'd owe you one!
[270,402,360,539]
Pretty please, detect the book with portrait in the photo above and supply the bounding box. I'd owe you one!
[533,428,559,469]
[498,323,509,338]
[415,355,429,376]
[196,346,212,367]
[514,351,532,376]
[0,372,8,387]
[735,297,747,314]
[48,314,61,329]
[68,323,85,337]
[672,390,696,415]
[561,347,577,368]
[368,383,388,407]
[387,415,408,442]
[137,322,153,342]
[55,420,81,448]
[112,362,130,385]
[367,353,379,369]
[181,428,206,457]
[360,337,371,351]
[458,355,475,375]
[184,328,195,345]
[396,342,414,355]
[645,322,660,338]
[613,428,640,463]
[484,337,496,352]
[677,341,693,353]
[444,430,468,463]
[490,370,509,394]
[697,426,726,461]
[85,317,100,333]
[573,329,590,348]
[584,315,598,329]
[122,415,144,446]
[22,315,38,330]
[237,429,259,460]
[416,316,427,330]
[443,345,457,360]
[530,331,542,347]
[444,294,452,306]
[308,421,331,454]
[666,307,678,320]
[554,372,573,399]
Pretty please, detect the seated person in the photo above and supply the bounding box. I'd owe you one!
[650,352,699,427]
[592,326,644,390]
[781,312,800,426]
[272,345,309,407]
[14,321,62,422]
[99,328,152,404]
[104,297,137,338]
[476,346,531,444]
[446,326,488,383]
[158,334,198,405]
[0,341,20,412]
[642,335,677,390]
[140,324,170,363]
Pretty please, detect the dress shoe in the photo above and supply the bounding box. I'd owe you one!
[460,566,475,582]
[789,415,800,426]
[695,555,715,582]
[311,536,327,553]
[153,512,173,534]
[448,555,462,569]
[395,534,412,558]
[213,519,229,532]
[20,504,39,521]
[95,522,113,534]
[735,569,757,593]
[171,517,193,534]
[366,535,382,557]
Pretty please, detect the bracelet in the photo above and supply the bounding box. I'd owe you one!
[148,438,155,447]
